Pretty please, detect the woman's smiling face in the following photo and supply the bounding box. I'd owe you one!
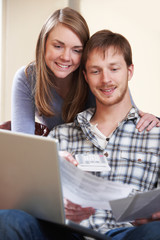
[45,23,83,79]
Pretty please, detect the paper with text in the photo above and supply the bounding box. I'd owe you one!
[110,188,160,222]
[59,157,132,209]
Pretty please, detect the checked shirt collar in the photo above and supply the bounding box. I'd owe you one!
[75,106,139,151]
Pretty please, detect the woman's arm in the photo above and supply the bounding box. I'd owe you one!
[11,66,35,134]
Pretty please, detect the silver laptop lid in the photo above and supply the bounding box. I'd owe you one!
[0,129,65,224]
[0,130,112,240]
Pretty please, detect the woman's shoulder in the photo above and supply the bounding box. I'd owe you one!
[14,65,26,78]
[14,64,35,80]
[13,64,36,90]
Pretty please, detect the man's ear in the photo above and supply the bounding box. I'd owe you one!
[83,70,88,83]
[128,64,134,81]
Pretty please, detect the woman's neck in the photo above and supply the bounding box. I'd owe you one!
[53,73,73,99]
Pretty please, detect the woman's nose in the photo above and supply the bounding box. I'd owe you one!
[60,49,71,61]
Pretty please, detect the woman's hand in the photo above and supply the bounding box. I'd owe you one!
[136,110,160,132]
[59,151,78,166]
[64,198,95,223]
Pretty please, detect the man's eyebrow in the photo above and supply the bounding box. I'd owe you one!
[87,65,101,70]
[109,62,121,65]
[86,62,121,70]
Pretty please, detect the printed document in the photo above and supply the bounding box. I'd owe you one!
[110,187,160,222]
[60,157,132,209]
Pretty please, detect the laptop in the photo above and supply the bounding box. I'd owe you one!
[0,129,111,240]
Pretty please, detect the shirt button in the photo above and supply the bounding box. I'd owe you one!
[104,152,109,157]
[138,158,142,163]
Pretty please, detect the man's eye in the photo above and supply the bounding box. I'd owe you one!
[54,45,61,48]
[112,68,119,72]
[91,70,99,74]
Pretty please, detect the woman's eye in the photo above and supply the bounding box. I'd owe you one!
[74,49,83,54]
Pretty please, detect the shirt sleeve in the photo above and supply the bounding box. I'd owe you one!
[11,66,35,134]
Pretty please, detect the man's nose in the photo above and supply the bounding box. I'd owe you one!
[101,70,111,84]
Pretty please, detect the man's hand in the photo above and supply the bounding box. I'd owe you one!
[59,151,78,166]
[64,199,95,223]
[136,111,160,132]
[133,211,160,226]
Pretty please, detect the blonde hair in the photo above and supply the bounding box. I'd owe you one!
[26,7,90,122]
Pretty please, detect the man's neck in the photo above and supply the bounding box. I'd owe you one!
[91,97,132,137]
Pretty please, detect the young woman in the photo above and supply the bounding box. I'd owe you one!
[11,7,160,134]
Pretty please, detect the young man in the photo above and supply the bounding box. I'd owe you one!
[49,30,160,239]
[0,30,160,240]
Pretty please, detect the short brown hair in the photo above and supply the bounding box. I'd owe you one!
[82,29,133,72]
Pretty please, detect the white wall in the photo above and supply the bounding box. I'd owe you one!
[1,0,160,122]
[80,0,160,116]
[0,0,5,122]
[0,0,68,122]
[0,0,2,119]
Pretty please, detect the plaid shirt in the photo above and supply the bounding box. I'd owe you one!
[49,107,160,233]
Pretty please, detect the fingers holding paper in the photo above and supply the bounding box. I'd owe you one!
[152,211,160,220]
[134,211,160,226]
[64,198,95,223]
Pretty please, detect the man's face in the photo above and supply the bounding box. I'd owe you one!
[84,46,134,107]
